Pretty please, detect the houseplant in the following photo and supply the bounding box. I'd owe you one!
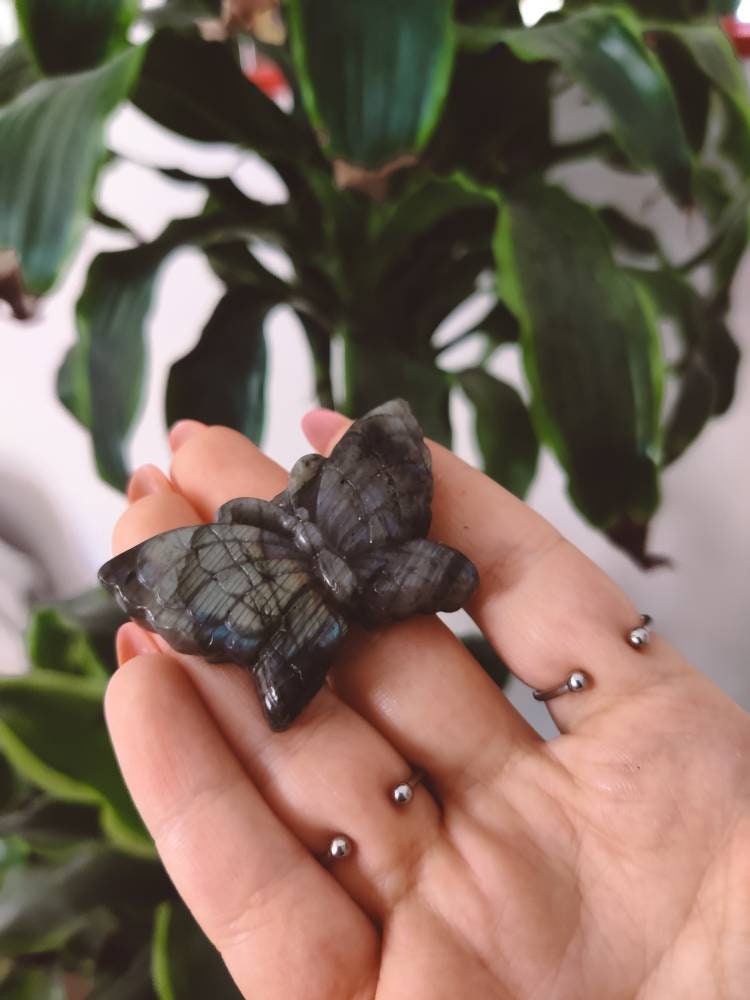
[0,0,748,995]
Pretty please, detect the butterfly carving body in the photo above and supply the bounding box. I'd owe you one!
[99,400,479,730]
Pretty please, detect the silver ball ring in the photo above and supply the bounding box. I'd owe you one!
[324,834,353,863]
[628,613,653,649]
[391,769,424,805]
[533,670,589,703]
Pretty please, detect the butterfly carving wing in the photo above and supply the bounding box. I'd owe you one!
[273,399,433,557]
[352,539,479,628]
[98,523,348,730]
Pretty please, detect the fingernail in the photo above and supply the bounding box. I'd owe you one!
[116,623,157,666]
[127,464,171,503]
[168,419,205,452]
[301,408,348,453]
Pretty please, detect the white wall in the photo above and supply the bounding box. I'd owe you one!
[1,87,748,735]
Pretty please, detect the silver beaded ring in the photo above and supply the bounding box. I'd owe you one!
[324,834,353,863]
[533,670,588,703]
[628,613,653,649]
[391,770,423,805]
[532,613,654,704]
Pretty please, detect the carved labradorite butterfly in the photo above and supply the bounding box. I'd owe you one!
[99,399,479,731]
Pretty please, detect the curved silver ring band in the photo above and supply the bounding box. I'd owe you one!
[532,613,654,703]
[391,769,424,805]
[533,670,588,702]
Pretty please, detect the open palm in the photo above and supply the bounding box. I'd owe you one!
[106,412,750,999]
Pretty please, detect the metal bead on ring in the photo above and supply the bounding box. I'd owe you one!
[628,613,653,649]
[391,769,423,806]
[326,834,352,861]
[533,670,589,703]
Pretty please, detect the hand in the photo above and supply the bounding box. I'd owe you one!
[106,414,750,1000]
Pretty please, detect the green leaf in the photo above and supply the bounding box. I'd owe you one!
[28,589,125,676]
[59,247,159,489]
[0,41,39,106]
[134,27,316,162]
[458,368,538,499]
[288,0,455,167]
[167,286,272,441]
[462,7,693,204]
[631,266,740,418]
[15,0,137,74]
[652,22,750,171]
[27,606,109,679]
[427,42,552,183]
[461,635,509,690]
[295,309,334,410]
[651,29,710,154]
[0,670,153,856]
[89,949,156,1000]
[344,339,452,447]
[497,181,662,540]
[663,357,716,466]
[152,900,242,1000]
[58,211,283,489]
[0,797,101,853]
[472,301,520,344]
[0,965,67,1000]
[0,846,168,956]
[598,205,660,256]
[0,48,143,295]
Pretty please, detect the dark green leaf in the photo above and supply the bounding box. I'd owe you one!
[15,0,137,74]
[0,797,101,852]
[368,174,497,291]
[0,41,39,106]
[295,309,334,409]
[288,0,455,166]
[663,357,716,465]
[651,30,710,153]
[167,285,272,441]
[652,22,750,171]
[497,181,662,540]
[458,368,538,499]
[462,7,693,203]
[0,846,168,955]
[28,588,125,675]
[0,48,143,295]
[0,670,152,856]
[471,301,519,344]
[152,900,243,1000]
[58,247,158,489]
[89,949,156,1000]
[58,211,283,489]
[461,635,509,690]
[631,266,740,416]
[134,27,316,162]
[27,605,109,679]
[427,43,552,182]
[0,965,66,1000]
[599,206,660,256]
[344,339,452,447]
[0,753,20,812]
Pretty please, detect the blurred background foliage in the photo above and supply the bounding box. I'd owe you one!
[1,0,749,996]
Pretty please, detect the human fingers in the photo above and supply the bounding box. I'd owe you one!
[302,409,689,735]
[106,651,377,1000]
[114,477,452,920]
[166,428,540,803]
